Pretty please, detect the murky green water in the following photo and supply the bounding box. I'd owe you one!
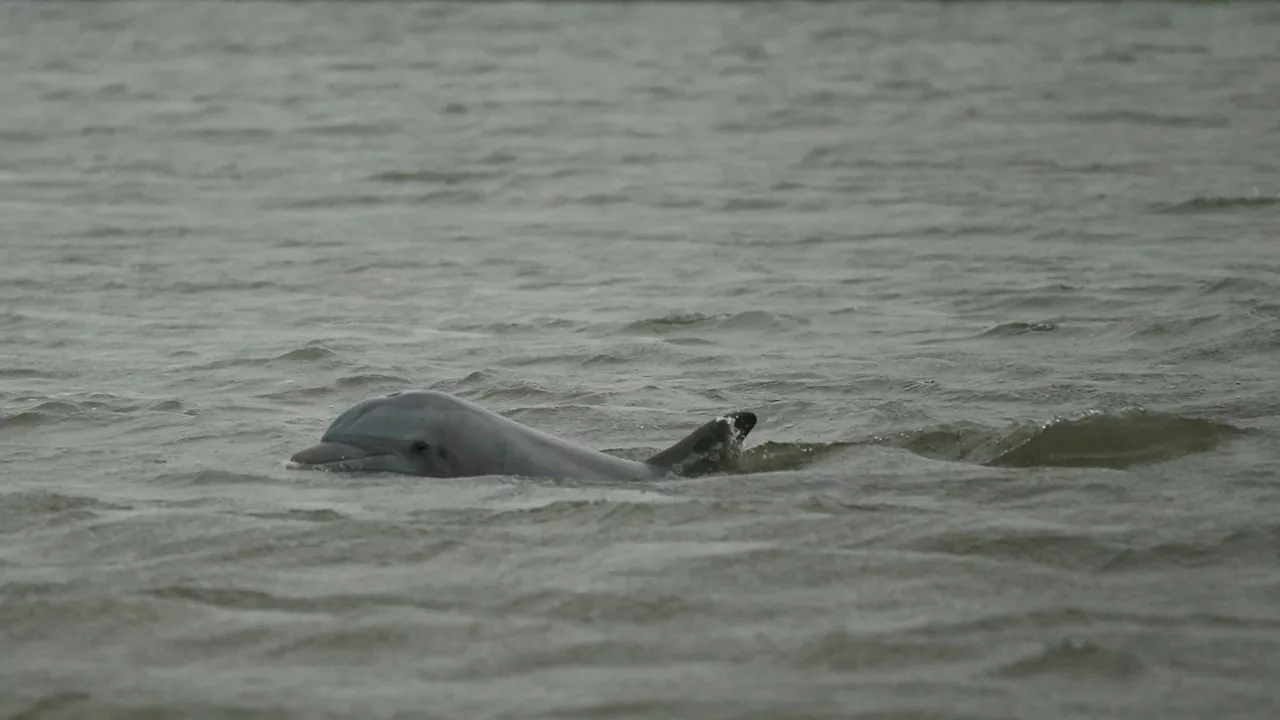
[2,2,1279,718]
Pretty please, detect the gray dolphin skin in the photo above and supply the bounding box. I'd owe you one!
[288,390,758,481]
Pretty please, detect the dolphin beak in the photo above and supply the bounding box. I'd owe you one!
[288,441,380,469]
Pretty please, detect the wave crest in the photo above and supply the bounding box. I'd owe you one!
[874,409,1243,470]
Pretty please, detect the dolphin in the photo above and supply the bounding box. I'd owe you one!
[287,390,758,481]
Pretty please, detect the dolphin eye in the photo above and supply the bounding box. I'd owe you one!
[410,441,430,455]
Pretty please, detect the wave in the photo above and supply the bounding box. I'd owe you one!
[436,373,615,409]
[989,410,1242,469]
[881,409,1244,470]
[275,346,337,363]
[165,279,283,294]
[190,344,340,370]
[145,585,419,615]
[979,321,1058,337]
[1157,195,1280,214]
[737,410,1243,474]
[0,393,194,429]
[148,470,280,486]
[266,190,483,210]
[790,627,1142,679]
[247,508,349,523]
[368,169,500,185]
[1067,110,1226,129]
[261,373,414,402]
[0,366,76,379]
[0,491,129,517]
[298,121,401,138]
[622,311,809,335]
[995,639,1145,680]
[735,441,855,475]
[0,492,129,536]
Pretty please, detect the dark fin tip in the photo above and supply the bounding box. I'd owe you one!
[644,409,760,476]
[726,411,757,438]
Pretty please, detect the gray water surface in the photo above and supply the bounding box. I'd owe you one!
[3,2,1280,718]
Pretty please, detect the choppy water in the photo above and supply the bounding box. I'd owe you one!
[3,2,1279,718]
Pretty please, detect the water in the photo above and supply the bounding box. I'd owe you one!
[2,2,1279,717]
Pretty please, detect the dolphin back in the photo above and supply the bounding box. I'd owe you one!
[645,411,758,477]
[439,397,665,482]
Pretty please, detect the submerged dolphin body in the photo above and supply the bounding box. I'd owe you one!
[288,390,758,481]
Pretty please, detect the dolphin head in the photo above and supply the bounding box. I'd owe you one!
[288,391,465,476]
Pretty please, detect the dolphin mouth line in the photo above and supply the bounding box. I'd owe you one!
[288,441,387,471]
[286,456,392,472]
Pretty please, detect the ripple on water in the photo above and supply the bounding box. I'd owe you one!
[334,373,414,390]
[1067,109,1228,129]
[275,346,338,363]
[737,441,854,475]
[299,121,402,138]
[909,522,1128,572]
[266,190,484,210]
[408,497,712,534]
[1176,320,1280,361]
[246,508,349,523]
[189,346,340,371]
[1156,195,1280,214]
[260,374,413,402]
[148,470,279,486]
[0,492,130,534]
[367,169,501,185]
[793,628,975,673]
[166,279,284,294]
[0,400,120,430]
[994,638,1145,680]
[1099,523,1280,573]
[459,380,610,406]
[621,311,809,335]
[978,321,1059,337]
[144,585,426,616]
[502,588,707,624]
[583,343,698,367]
